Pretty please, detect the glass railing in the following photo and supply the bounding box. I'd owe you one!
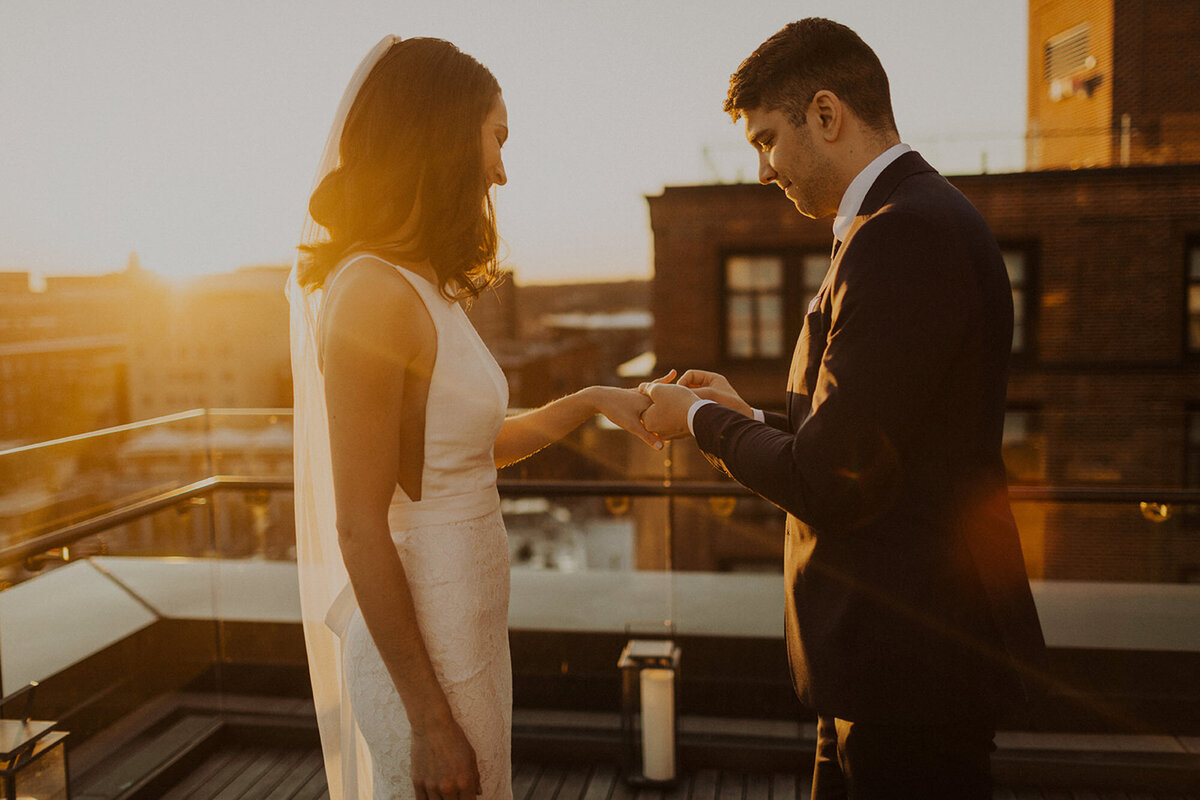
[0,409,293,562]
[0,409,1197,744]
[3,407,1195,580]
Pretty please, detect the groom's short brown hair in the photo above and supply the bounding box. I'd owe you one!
[725,18,898,134]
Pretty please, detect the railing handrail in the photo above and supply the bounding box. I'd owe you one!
[0,408,295,459]
[0,476,286,568]
[0,475,1196,571]
[508,482,1200,504]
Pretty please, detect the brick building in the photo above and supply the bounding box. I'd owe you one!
[125,264,293,420]
[1028,0,1200,169]
[0,270,130,443]
[648,166,1200,581]
[468,276,651,410]
[0,258,296,443]
[645,0,1200,582]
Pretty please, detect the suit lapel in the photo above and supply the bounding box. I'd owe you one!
[785,150,939,430]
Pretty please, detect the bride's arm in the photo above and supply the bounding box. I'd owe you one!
[493,385,661,468]
[323,262,480,797]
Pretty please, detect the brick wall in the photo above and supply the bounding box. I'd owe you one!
[647,164,1200,580]
[1028,0,1200,168]
[1028,0,1114,169]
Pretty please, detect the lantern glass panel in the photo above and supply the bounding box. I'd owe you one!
[9,731,69,800]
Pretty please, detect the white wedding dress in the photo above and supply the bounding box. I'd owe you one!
[301,254,513,800]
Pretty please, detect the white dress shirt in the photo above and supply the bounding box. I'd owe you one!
[832,142,911,244]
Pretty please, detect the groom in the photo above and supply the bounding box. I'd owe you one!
[641,19,1046,799]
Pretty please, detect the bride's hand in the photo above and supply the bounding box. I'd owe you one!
[410,717,481,799]
[636,368,677,397]
[586,386,663,450]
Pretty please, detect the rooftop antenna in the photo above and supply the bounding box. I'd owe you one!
[701,145,724,184]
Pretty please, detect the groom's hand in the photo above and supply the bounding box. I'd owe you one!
[677,369,753,418]
[640,382,699,440]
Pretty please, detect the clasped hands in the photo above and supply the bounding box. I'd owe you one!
[589,369,751,449]
[637,369,753,441]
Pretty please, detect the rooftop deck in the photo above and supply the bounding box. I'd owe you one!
[102,750,1200,800]
[60,687,1200,799]
[68,701,1200,800]
[2,411,1198,798]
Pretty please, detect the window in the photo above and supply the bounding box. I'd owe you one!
[1043,24,1090,82]
[1188,244,1200,354]
[1002,248,1033,356]
[1003,407,1045,484]
[725,255,784,359]
[723,252,827,360]
[1187,409,1200,489]
[1183,409,1200,581]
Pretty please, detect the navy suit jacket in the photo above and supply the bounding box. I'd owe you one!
[693,151,1046,726]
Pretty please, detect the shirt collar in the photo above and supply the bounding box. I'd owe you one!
[832,143,911,243]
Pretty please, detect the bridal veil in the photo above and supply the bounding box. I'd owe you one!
[287,35,399,800]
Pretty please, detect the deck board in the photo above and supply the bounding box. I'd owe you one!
[185,746,261,799]
[716,771,744,800]
[555,764,593,800]
[241,748,312,798]
[690,769,721,800]
[212,745,284,799]
[512,761,543,800]
[530,765,566,800]
[773,771,801,800]
[125,741,1200,799]
[158,747,242,800]
[745,772,771,800]
[608,772,639,800]
[662,772,691,800]
[261,750,324,800]
[291,766,330,800]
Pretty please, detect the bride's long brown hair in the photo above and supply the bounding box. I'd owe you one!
[297,38,501,301]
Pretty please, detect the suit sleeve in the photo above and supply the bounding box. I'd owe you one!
[762,410,789,432]
[693,210,973,531]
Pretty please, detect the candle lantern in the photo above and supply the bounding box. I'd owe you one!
[618,635,680,786]
[0,683,70,800]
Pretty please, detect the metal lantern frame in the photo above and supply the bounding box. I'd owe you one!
[0,682,70,800]
[617,632,681,787]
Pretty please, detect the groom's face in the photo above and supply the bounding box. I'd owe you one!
[743,105,838,220]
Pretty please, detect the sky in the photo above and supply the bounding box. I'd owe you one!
[0,1,1028,285]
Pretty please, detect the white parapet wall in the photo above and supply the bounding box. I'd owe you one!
[2,558,1197,694]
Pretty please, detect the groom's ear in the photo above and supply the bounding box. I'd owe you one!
[810,90,843,142]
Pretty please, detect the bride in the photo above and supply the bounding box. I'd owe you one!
[288,36,660,800]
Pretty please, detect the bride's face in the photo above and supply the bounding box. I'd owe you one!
[481,93,508,189]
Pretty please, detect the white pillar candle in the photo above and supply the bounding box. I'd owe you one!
[639,667,675,780]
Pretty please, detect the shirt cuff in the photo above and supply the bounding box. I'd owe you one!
[752,408,765,423]
[686,399,717,436]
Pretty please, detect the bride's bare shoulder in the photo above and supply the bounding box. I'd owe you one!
[322,255,434,354]
[327,255,426,311]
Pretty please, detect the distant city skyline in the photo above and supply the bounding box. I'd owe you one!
[1,1,1027,285]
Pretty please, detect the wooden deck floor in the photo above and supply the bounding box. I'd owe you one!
[148,741,1198,800]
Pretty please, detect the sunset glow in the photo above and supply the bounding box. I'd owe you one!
[1,0,1026,284]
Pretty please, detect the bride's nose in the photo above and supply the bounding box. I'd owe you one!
[492,160,507,187]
